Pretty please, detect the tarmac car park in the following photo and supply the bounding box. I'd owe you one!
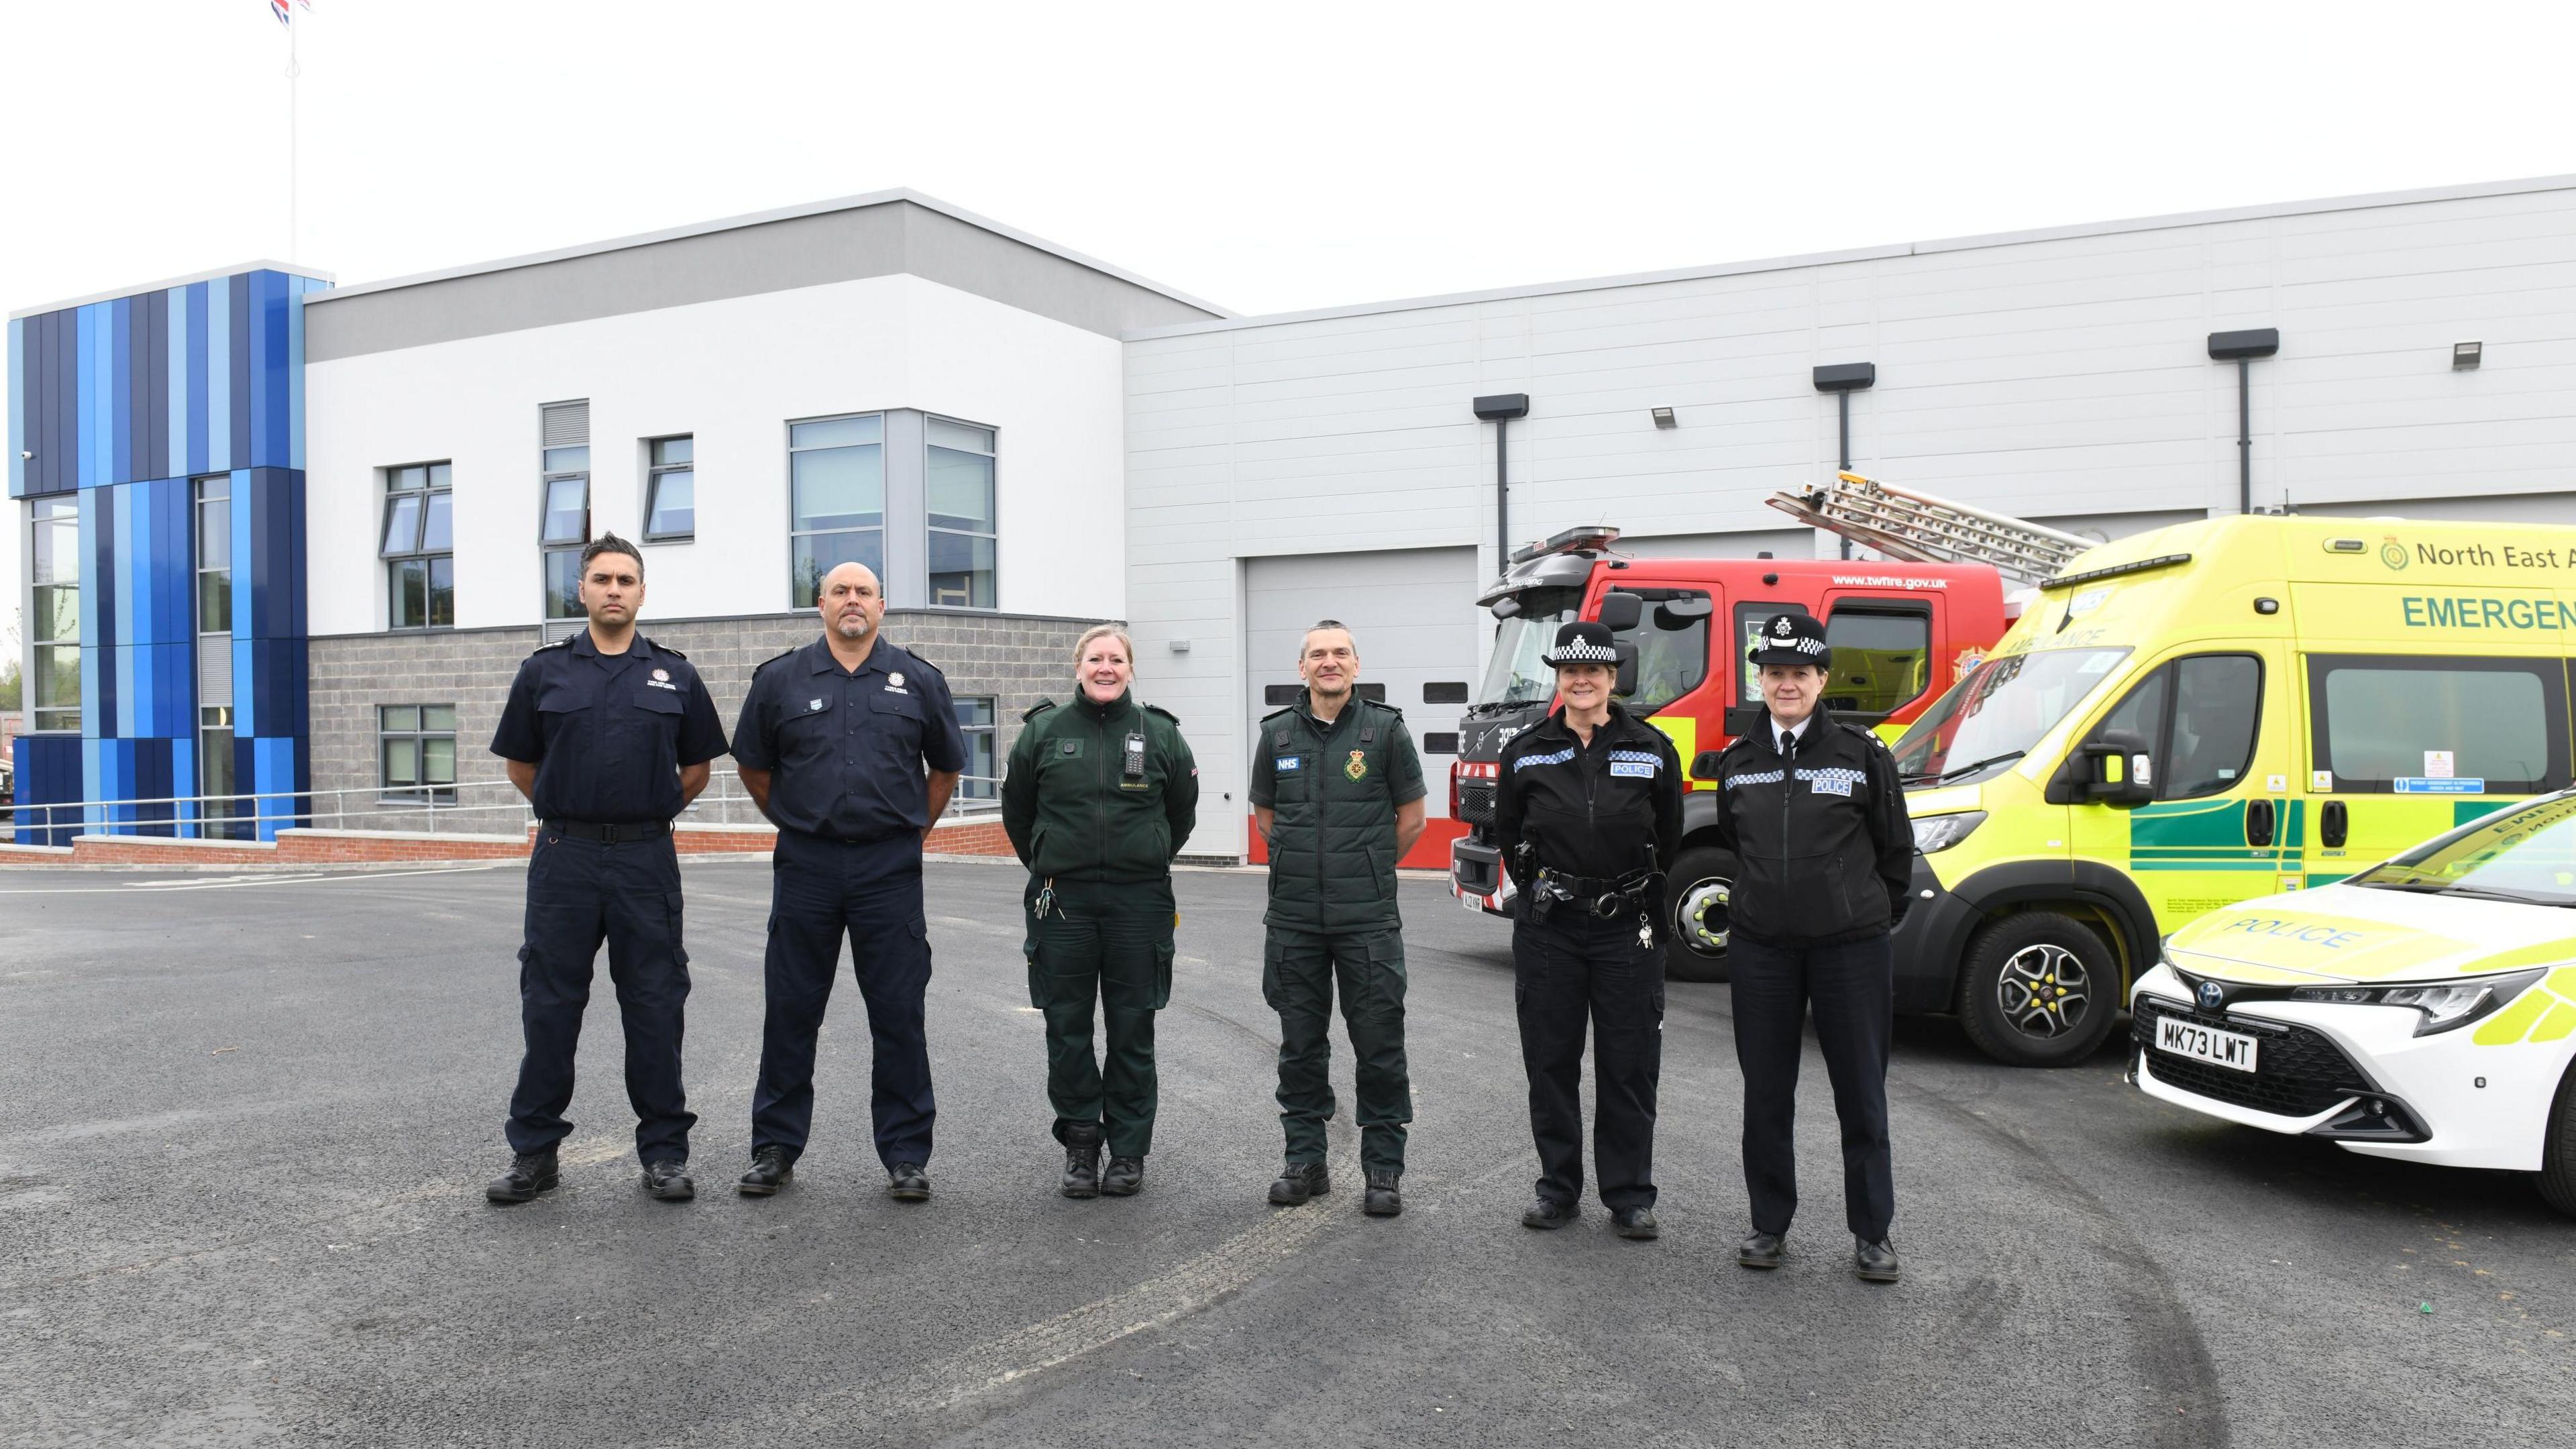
[2133,790,2576,1217]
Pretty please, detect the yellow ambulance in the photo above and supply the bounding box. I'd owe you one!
[1888,513,2576,1066]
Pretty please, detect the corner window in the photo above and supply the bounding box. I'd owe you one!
[789,413,883,608]
[382,462,454,630]
[646,435,694,541]
[540,400,591,623]
[195,476,232,635]
[380,704,460,804]
[29,496,81,731]
[201,704,247,839]
[955,696,997,800]
[1823,605,1932,720]
[926,419,996,609]
[2307,655,2568,795]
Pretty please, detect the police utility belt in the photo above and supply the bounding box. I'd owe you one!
[545,818,672,843]
[1528,865,1662,920]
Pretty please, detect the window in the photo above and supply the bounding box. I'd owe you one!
[29,496,80,731]
[1733,602,1797,704]
[646,435,694,541]
[380,704,460,804]
[955,696,997,800]
[2307,655,2569,794]
[541,449,590,621]
[195,476,231,634]
[926,419,996,608]
[200,704,248,839]
[2083,654,2261,800]
[1605,588,1711,711]
[1823,606,1932,720]
[789,414,883,608]
[382,463,454,630]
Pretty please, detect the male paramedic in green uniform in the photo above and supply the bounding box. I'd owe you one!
[1249,620,1428,1217]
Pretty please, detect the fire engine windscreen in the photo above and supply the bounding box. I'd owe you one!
[1891,648,2131,785]
[1477,588,1582,708]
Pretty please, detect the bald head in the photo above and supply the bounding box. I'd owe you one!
[819,561,885,645]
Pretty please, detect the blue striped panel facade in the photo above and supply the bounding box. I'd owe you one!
[10,268,325,844]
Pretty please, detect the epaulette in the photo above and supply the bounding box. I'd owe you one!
[1142,702,1181,723]
[1361,696,1405,719]
[531,635,573,655]
[895,644,941,676]
[651,639,688,661]
[1837,720,1892,749]
[750,647,799,675]
[1260,704,1296,724]
[1023,699,1059,723]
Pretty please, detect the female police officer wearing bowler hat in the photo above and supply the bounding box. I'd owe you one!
[1493,620,1683,1239]
[1000,625,1199,1198]
[1710,611,1915,1283]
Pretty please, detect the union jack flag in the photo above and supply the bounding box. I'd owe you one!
[269,0,312,25]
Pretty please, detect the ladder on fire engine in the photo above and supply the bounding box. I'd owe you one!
[1766,472,2095,587]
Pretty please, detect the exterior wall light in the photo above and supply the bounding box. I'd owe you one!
[1650,407,1676,429]
[2454,341,2482,370]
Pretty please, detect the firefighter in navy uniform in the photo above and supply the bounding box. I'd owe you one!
[1712,611,1915,1283]
[484,534,731,1206]
[730,561,967,1203]
[1493,621,1684,1239]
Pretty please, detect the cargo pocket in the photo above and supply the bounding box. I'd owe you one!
[1150,939,1175,1011]
[1260,936,1286,1010]
[1362,932,1408,1023]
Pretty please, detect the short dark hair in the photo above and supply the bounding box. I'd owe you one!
[1301,619,1356,657]
[580,533,643,578]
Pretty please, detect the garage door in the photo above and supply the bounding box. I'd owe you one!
[1244,547,1481,866]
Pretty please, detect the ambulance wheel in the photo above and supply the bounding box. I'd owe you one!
[2538,1058,2576,1220]
[1957,912,2120,1067]
[1663,847,1735,983]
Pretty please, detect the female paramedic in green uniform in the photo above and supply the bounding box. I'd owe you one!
[1001,625,1200,1198]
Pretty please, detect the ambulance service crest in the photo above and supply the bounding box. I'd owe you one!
[2381,535,2408,571]
[1345,750,1368,781]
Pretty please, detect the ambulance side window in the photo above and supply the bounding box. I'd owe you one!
[2082,653,2261,800]
[2164,655,2261,799]
[2306,655,2570,794]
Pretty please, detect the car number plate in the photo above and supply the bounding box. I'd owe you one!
[2154,1014,2259,1073]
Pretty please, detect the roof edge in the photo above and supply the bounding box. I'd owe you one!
[1123,170,2576,341]
[303,188,1231,319]
[11,260,337,321]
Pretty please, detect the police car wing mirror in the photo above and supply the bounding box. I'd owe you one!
[1613,642,1640,698]
[1596,591,1645,632]
[1690,750,1726,781]
[2078,729,2155,807]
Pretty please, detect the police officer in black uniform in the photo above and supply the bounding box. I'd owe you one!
[484,533,730,1205]
[1711,611,1915,1283]
[731,561,967,1202]
[1493,621,1684,1239]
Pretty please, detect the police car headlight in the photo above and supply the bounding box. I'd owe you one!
[1912,812,1986,854]
[2288,967,2547,1036]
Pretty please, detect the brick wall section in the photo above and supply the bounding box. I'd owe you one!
[11,816,1020,868]
[307,610,1101,831]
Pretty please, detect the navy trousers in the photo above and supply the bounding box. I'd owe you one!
[1513,912,1663,1211]
[1728,930,1896,1242]
[506,829,696,1163]
[751,829,936,1169]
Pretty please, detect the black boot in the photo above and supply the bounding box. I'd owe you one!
[1268,1161,1329,1205]
[1362,1170,1401,1218]
[1855,1237,1901,1283]
[1611,1206,1659,1240]
[641,1160,695,1202]
[1739,1230,1786,1269]
[1521,1197,1579,1230]
[885,1163,931,1202]
[737,1146,793,1196]
[1102,1155,1145,1196]
[485,1148,558,1205]
[1061,1122,1103,1199]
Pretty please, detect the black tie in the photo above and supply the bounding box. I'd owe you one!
[1780,728,1797,761]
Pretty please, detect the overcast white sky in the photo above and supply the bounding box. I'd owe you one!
[7,0,2576,655]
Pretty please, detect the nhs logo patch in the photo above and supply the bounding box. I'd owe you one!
[1276,756,1302,772]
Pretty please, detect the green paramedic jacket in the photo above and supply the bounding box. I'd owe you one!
[1248,691,1426,934]
[1001,691,1199,884]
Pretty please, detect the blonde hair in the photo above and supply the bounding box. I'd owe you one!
[1073,624,1137,678]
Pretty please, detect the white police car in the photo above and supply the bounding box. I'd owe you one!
[2130,791,2576,1216]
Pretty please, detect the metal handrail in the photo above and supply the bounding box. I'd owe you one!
[5,773,1005,837]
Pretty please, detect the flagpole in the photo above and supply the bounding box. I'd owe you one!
[288,14,301,262]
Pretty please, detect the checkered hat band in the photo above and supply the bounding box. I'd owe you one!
[1757,635,1827,656]
[1546,639,1619,663]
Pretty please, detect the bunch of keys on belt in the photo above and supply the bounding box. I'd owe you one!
[1637,913,1654,951]
[1034,879,1058,919]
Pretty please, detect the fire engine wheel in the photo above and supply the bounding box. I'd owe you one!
[1662,847,1735,983]
[1956,911,2122,1068]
